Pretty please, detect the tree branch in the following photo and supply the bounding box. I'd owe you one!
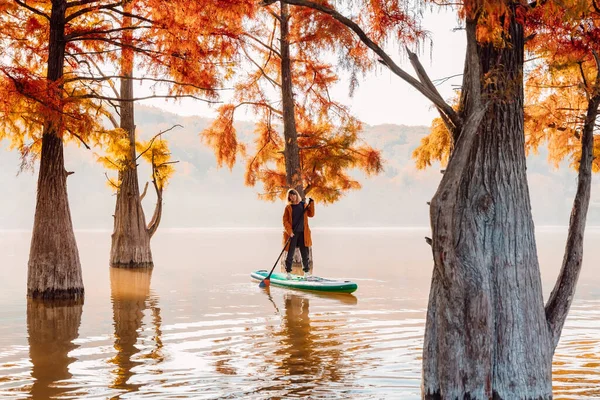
[14,0,50,20]
[243,33,282,58]
[545,51,600,349]
[67,93,220,104]
[64,75,229,92]
[139,181,149,201]
[136,124,183,161]
[66,0,103,8]
[262,0,461,131]
[65,1,120,23]
[147,156,163,238]
[65,25,150,41]
[235,101,283,116]
[241,44,282,89]
[578,61,589,99]
[105,172,119,189]
[407,47,462,134]
[68,130,91,149]
[155,160,179,167]
[66,37,157,58]
[66,2,154,24]
[545,93,600,350]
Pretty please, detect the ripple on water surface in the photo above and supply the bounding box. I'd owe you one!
[0,229,598,399]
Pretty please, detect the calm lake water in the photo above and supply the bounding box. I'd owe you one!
[0,228,599,399]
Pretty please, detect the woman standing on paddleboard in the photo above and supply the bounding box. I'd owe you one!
[283,189,315,279]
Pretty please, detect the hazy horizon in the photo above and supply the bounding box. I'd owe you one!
[3,105,600,231]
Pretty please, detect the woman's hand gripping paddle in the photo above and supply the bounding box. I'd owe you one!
[259,198,312,288]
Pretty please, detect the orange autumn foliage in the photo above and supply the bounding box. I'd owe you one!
[413,115,453,169]
[411,0,600,172]
[201,1,399,203]
[0,0,255,167]
[525,0,600,171]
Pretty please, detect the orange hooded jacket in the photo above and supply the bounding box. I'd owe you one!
[282,200,315,251]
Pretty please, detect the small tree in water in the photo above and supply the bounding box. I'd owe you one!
[0,0,255,296]
[201,1,384,203]
[98,0,254,269]
[202,1,385,273]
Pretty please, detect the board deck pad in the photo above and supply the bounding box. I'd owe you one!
[251,269,358,293]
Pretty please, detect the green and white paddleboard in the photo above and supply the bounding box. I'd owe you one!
[251,270,358,293]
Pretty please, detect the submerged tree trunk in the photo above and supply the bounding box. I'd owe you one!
[280,1,304,198]
[27,0,84,301]
[261,0,596,396]
[110,3,153,269]
[423,16,554,398]
[423,15,598,398]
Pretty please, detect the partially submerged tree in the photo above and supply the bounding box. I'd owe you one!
[202,1,385,204]
[99,125,177,268]
[102,0,255,268]
[202,0,386,274]
[0,0,108,300]
[0,0,254,296]
[266,0,599,397]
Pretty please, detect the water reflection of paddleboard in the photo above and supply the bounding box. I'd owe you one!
[251,269,358,294]
[261,285,358,308]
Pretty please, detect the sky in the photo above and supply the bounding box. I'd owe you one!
[141,7,467,128]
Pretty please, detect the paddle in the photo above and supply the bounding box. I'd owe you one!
[259,198,312,288]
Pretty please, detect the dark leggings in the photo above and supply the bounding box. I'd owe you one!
[285,233,310,273]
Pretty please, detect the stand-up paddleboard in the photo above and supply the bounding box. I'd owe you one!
[251,270,358,293]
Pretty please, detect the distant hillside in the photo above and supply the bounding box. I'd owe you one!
[1,105,599,230]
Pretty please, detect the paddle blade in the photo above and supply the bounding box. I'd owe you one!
[259,278,270,288]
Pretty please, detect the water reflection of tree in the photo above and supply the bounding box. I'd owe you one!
[109,268,163,395]
[27,298,83,399]
[275,292,349,397]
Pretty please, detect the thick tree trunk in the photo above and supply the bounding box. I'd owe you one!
[27,0,84,300]
[280,1,304,197]
[109,268,151,390]
[110,3,153,268]
[423,16,553,399]
[27,299,83,399]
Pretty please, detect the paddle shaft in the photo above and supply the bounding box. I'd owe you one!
[264,199,312,281]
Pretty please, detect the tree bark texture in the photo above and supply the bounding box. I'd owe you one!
[110,3,153,269]
[423,16,553,399]
[280,1,304,197]
[27,299,83,399]
[27,0,84,301]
